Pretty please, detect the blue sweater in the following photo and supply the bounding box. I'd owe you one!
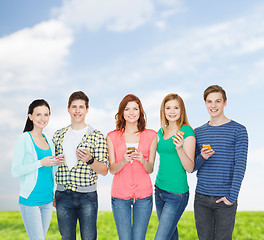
[193,120,248,203]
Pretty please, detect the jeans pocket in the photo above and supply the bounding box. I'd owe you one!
[83,191,98,202]
[221,201,234,208]
[55,190,65,201]
[195,193,204,201]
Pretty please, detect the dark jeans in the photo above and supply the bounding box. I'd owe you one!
[194,193,237,240]
[155,186,189,240]
[55,190,98,240]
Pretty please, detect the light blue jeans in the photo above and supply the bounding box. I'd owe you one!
[19,202,53,240]
[111,195,153,240]
[155,186,189,240]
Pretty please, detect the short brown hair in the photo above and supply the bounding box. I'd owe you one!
[203,85,227,102]
[68,91,89,108]
[160,93,190,131]
[115,94,146,132]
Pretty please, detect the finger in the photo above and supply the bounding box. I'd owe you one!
[176,133,183,140]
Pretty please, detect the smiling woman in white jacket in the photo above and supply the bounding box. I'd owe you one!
[12,99,64,240]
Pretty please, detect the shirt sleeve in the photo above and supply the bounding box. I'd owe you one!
[12,134,41,178]
[94,132,109,168]
[226,126,248,203]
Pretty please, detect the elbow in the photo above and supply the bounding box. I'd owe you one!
[100,169,108,176]
[186,163,195,173]
[109,166,117,175]
[147,168,154,174]
[101,171,108,176]
[101,167,108,176]
[11,168,19,178]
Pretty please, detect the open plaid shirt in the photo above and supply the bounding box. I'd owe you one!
[52,125,109,192]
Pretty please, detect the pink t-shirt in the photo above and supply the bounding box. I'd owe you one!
[108,129,157,200]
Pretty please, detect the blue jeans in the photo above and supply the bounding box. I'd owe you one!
[19,202,53,240]
[111,195,153,240]
[55,190,98,240]
[194,193,237,240]
[154,186,189,240]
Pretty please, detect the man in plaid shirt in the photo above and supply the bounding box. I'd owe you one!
[53,91,109,240]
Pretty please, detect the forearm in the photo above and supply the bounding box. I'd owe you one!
[192,154,206,172]
[141,158,154,174]
[12,160,41,177]
[177,148,194,173]
[90,161,108,176]
[109,160,127,175]
[227,127,248,203]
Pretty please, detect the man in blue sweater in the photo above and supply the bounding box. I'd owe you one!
[193,85,248,240]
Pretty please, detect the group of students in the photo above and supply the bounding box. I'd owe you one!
[12,85,248,240]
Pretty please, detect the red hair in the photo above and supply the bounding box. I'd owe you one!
[115,94,146,132]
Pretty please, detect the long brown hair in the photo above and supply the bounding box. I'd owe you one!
[160,93,190,132]
[115,94,146,132]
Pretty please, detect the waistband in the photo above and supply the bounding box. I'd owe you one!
[57,183,97,193]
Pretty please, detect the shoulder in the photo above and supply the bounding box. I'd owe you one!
[91,128,104,137]
[141,129,157,142]
[229,120,248,138]
[53,125,70,137]
[181,125,195,138]
[18,132,30,139]
[229,120,247,130]
[89,129,107,142]
[18,132,32,141]
[142,129,157,136]
[194,123,208,132]
[15,132,30,145]
[107,130,121,137]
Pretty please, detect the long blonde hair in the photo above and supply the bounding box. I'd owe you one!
[160,93,190,132]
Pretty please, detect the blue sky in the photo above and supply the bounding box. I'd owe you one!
[1,0,264,211]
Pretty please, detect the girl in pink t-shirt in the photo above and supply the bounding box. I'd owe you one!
[107,94,157,240]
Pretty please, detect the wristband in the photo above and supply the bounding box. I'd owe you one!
[86,157,94,165]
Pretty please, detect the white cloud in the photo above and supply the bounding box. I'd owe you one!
[154,20,166,29]
[55,0,185,32]
[0,20,73,93]
[57,0,154,32]
[81,11,264,94]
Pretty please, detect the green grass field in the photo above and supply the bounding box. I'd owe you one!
[0,211,263,239]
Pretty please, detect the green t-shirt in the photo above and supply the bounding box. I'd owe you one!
[155,125,195,194]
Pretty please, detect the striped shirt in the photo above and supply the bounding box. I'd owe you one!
[52,125,109,192]
[193,120,248,203]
